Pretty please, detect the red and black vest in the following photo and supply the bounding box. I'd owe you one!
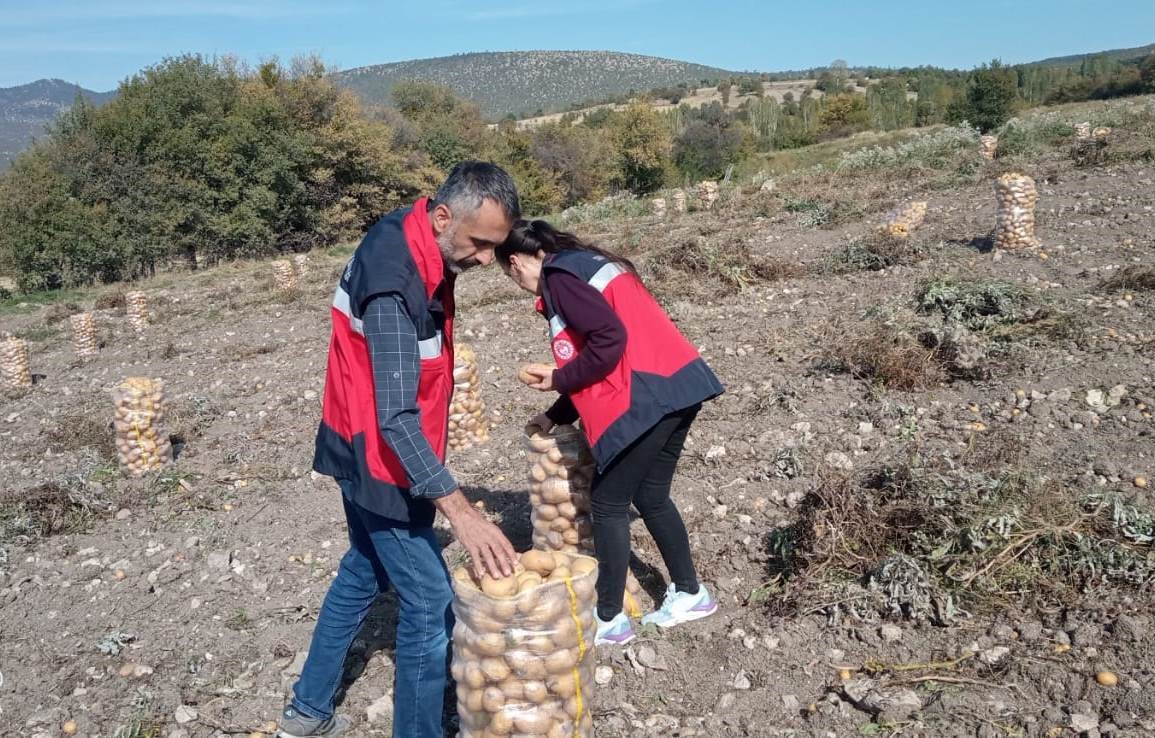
[313,198,454,524]
[539,250,724,471]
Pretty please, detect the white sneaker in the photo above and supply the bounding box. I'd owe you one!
[641,583,718,628]
[594,611,636,646]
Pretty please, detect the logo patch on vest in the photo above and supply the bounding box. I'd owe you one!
[553,339,575,361]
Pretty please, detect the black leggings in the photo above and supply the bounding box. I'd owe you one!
[591,404,701,620]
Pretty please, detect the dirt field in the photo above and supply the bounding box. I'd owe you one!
[1,99,1153,738]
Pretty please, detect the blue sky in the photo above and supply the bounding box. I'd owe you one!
[0,0,1152,90]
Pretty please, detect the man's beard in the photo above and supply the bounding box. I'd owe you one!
[437,224,480,275]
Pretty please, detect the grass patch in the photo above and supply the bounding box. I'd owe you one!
[645,236,805,299]
[815,322,946,391]
[766,464,1155,621]
[1099,266,1155,292]
[0,287,91,316]
[0,482,102,543]
[916,277,1028,330]
[828,232,931,273]
[45,414,116,459]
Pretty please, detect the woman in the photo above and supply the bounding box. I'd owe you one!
[496,219,724,645]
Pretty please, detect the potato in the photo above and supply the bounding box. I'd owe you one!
[543,530,565,550]
[548,672,577,697]
[520,550,556,575]
[490,596,519,620]
[518,363,554,386]
[512,710,552,735]
[466,687,486,713]
[564,695,583,720]
[481,575,518,598]
[464,660,487,689]
[520,635,556,654]
[551,616,580,649]
[516,572,544,590]
[561,529,581,545]
[524,432,554,454]
[556,501,578,519]
[483,686,506,713]
[489,711,515,735]
[548,566,572,582]
[538,456,560,477]
[571,577,595,602]
[515,587,546,616]
[474,632,508,657]
[522,679,548,704]
[481,656,512,683]
[540,479,572,505]
[570,557,596,577]
[454,566,480,590]
[549,517,571,533]
[545,648,578,675]
[536,504,560,522]
[506,650,548,680]
[498,677,524,701]
[530,464,549,483]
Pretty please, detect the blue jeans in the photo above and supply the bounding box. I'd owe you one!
[290,481,454,738]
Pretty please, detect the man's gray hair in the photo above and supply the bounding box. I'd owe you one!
[434,161,521,221]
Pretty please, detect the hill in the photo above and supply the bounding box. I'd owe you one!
[1027,42,1155,68]
[334,50,734,119]
[0,79,115,169]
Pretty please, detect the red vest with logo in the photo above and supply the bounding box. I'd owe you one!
[313,198,454,524]
[539,250,723,471]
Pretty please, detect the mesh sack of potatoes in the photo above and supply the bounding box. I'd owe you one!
[451,550,597,738]
[994,173,1039,251]
[1075,122,1092,140]
[113,377,173,477]
[671,190,687,213]
[979,134,998,160]
[651,197,667,218]
[448,344,489,451]
[71,312,99,360]
[0,335,32,389]
[125,291,149,333]
[879,201,928,238]
[524,423,644,618]
[272,260,297,290]
[696,180,719,210]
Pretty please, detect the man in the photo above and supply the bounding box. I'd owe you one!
[278,162,521,738]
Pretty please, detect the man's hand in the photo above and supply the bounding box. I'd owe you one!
[527,412,556,435]
[434,490,516,579]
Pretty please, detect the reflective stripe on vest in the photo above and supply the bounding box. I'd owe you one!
[547,261,627,339]
[332,285,365,335]
[417,332,443,359]
[333,283,443,358]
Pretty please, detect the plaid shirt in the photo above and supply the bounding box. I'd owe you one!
[363,294,457,499]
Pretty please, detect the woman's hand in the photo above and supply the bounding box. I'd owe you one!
[518,363,556,391]
[527,412,556,435]
[529,370,555,392]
